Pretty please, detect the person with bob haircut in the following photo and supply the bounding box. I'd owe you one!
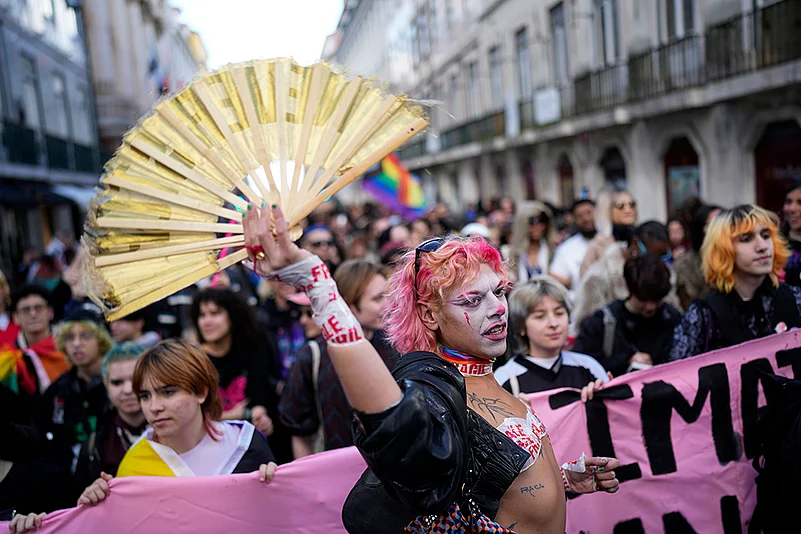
[573,254,681,377]
[279,259,398,459]
[494,276,609,399]
[670,205,801,360]
[241,204,620,534]
[781,180,801,287]
[9,340,278,533]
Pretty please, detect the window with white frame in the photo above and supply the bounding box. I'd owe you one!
[489,46,503,108]
[466,61,479,117]
[664,0,695,41]
[593,0,620,67]
[550,2,569,84]
[50,72,69,138]
[19,56,41,130]
[516,28,532,99]
[72,86,95,145]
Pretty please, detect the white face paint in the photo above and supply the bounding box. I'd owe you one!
[433,264,509,360]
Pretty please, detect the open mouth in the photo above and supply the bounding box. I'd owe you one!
[483,323,506,336]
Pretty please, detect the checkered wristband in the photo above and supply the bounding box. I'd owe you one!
[265,256,365,346]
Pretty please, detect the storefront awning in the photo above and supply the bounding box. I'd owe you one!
[50,184,97,209]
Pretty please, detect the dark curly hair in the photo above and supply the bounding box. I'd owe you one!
[190,288,259,348]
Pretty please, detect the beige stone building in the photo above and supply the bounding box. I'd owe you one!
[82,0,207,154]
[330,0,801,220]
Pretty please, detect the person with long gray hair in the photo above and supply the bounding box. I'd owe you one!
[494,276,609,400]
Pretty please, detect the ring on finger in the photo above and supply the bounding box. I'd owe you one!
[245,245,266,260]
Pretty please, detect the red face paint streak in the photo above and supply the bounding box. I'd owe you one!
[463,312,472,329]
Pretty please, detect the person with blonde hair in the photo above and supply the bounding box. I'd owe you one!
[580,187,638,277]
[670,205,801,360]
[507,201,557,282]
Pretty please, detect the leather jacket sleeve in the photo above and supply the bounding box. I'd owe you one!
[352,351,469,515]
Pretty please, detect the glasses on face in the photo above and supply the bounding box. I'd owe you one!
[310,240,334,248]
[635,237,673,264]
[414,238,445,297]
[16,304,46,316]
[528,216,547,226]
[64,331,96,343]
[614,201,637,210]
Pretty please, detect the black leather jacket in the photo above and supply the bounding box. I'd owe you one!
[345,351,528,531]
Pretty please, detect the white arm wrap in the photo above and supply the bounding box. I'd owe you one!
[264,256,365,346]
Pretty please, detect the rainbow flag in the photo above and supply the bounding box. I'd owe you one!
[361,153,427,220]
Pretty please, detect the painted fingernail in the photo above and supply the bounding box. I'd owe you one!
[271,204,277,209]
[598,467,605,472]
[242,212,246,219]
[248,204,253,211]
[601,457,607,462]
[261,201,266,208]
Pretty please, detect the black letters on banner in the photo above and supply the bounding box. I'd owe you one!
[721,495,742,534]
[549,386,643,488]
[640,363,739,475]
[777,347,801,379]
[740,358,778,459]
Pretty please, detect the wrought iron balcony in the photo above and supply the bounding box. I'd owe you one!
[3,122,39,165]
[629,35,705,101]
[46,135,70,170]
[440,110,505,151]
[706,0,801,82]
[396,137,426,160]
[573,63,628,114]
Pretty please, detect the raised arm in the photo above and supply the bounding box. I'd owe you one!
[243,204,402,414]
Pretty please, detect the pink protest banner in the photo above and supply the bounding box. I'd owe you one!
[3,332,798,533]
[0,447,367,533]
[530,329,801,533]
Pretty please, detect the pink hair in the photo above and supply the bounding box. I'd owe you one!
[385,235,510,355]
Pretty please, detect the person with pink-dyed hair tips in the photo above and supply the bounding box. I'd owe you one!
[239,204,621,534]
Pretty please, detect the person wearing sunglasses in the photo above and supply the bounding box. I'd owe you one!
[572,221,680,331]
[298,225,339,272]
[507,201,556,282]
[573,254,681,377]
[670,205,801,360]
[242,205,620,534]
[580,187,639,278]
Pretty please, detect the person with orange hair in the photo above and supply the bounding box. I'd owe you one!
[239,204,620,534]
[8,339,278,533]
[670,204,801,360]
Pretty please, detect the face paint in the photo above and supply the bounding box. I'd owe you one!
[433,265,510,360]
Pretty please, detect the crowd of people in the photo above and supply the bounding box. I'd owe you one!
[2,179,801,532]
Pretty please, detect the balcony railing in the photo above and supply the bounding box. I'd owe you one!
[1,120,102,174]
[573,63,628,114]
[396,137,426,161]
[3,122,39,165]
[46,135,70,170]
[440,110,505,151]
[707,0,801,81]
[629,36,705,101]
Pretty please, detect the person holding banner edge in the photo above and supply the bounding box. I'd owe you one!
[240,203,620,533]
[8,340,278,534]
[670,204,801,360]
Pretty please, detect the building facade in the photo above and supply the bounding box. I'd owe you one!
[82,0,207,156]
[330,0,801,220]
[0,0,102,277]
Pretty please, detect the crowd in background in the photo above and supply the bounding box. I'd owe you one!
[3,180,801,521]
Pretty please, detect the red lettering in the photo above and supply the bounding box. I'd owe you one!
[328,291,338,302]
[327,316,342,334]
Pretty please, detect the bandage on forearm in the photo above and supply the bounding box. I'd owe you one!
[264,256,365,346]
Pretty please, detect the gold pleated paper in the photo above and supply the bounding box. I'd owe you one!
[83,58,428,320]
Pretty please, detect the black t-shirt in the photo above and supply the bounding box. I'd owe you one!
[784,236,801,288]
[206,340,274,411]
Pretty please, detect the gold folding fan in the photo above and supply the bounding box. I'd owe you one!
[83,58,427,320]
